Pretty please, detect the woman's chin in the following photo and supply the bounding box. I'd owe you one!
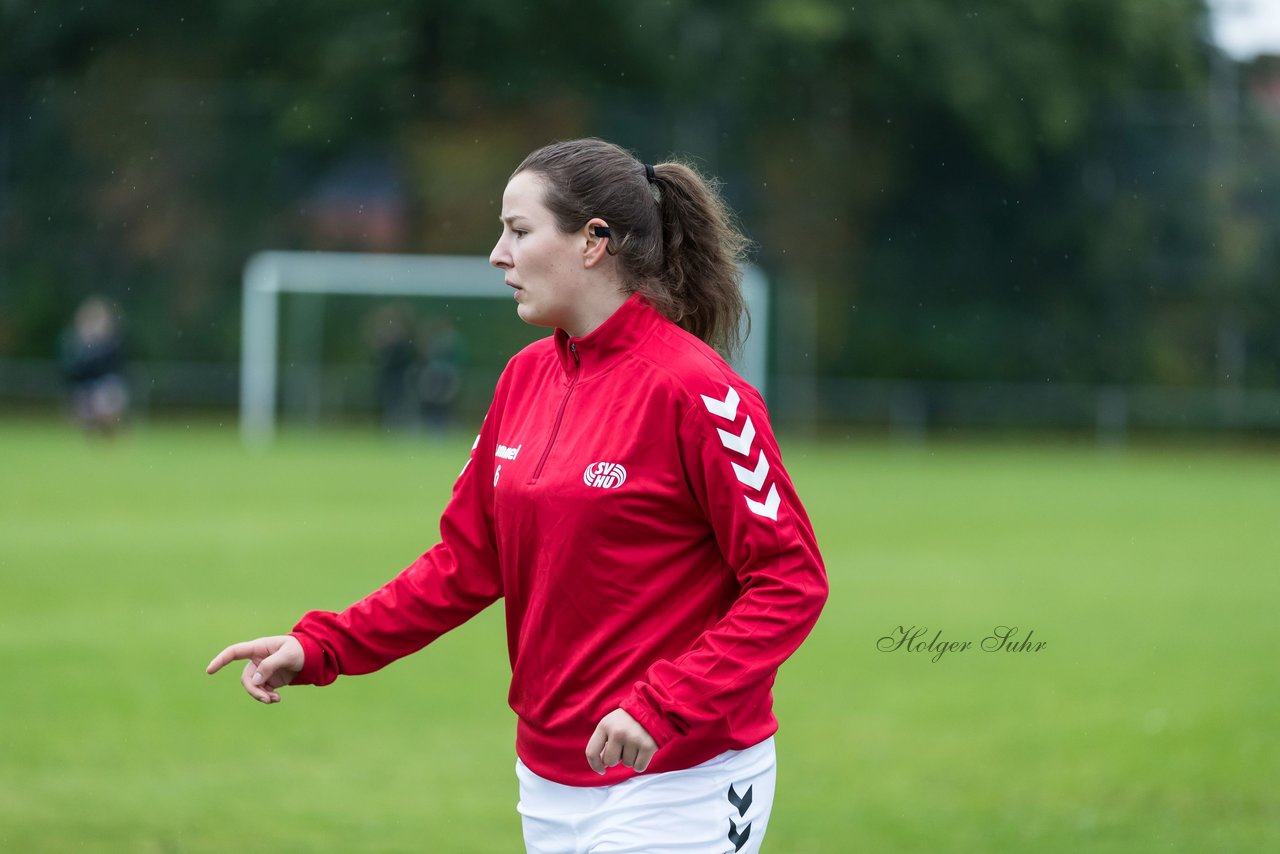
[516,303,555,329]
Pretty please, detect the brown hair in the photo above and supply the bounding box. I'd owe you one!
[513,138,750,357]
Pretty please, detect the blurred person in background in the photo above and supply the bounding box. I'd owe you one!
[59,296,128,437]
[416,315,464,434]
[366,302,419,433]
[208,138,827,853]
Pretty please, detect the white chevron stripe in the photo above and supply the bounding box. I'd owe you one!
[731,450,770,491]
[745,483,780,520]
[460,432,481,477]
[716,415,755,455]
[701,386,740,421]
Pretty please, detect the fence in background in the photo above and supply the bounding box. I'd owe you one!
[772,375,1280,442]
[5,358,1279,441]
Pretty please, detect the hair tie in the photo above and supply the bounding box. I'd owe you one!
[644,163,656,184]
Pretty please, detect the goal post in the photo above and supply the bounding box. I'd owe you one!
[239,250,770,445]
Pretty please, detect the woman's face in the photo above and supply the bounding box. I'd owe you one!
[489,170,593,334]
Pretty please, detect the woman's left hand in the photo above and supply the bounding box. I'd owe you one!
[585,708,658,775]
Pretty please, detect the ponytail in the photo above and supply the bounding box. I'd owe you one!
[513,138,751,358]
[646,162,750,358]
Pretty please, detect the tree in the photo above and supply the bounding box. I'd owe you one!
[8,0,1263,398]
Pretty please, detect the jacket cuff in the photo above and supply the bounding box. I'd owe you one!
[289,631,328,686]
[620,693,677,747]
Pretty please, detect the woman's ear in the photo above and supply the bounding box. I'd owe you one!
[583,217,611,268]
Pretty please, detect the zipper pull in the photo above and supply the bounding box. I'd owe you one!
[569,341,580,368]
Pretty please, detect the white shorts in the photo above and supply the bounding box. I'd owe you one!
[517,737,776,853]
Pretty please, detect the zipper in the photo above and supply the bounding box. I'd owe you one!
[531,341,580,483]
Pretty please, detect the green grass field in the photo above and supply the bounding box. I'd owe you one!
[1,419,1276,852]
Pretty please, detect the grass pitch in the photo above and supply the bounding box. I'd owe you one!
[0,419,1275,852]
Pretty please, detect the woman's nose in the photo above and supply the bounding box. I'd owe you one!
[489,238,510,269]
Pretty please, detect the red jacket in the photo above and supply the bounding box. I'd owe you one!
[291,294,827,787]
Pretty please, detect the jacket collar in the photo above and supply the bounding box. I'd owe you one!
[553,292,663,378]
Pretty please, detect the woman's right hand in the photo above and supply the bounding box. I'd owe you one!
[206,635,304,704]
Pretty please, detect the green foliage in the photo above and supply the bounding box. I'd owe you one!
[0,421,1277,850]
[5,0,1276,391]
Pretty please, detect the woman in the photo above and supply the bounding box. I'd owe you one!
[61,296,129,436]
[207,138,827,852]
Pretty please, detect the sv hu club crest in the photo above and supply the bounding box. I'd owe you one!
[583,462,627,489]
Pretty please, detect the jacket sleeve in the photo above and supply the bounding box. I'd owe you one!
[619,380,828,744]
[288,375,507,687]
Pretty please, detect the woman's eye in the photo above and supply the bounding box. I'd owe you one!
[514,230,527,238]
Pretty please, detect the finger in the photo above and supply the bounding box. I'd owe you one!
[206,641,256,675]
[254,661,284,702]
[254,649,285,687]
[600,731,623,769]
[621,742,639,769]
[634,743,657,774]
[240,661,276,704]
[585,723,608,774]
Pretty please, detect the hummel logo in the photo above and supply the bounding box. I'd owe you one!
[701,386,740,420]
[716,416,756,456]
[745,484,780,521]
[727,784,753,816]
[495,443,522,460]
[701,385,781,522]
[731,450,770,491]
[583,462,627,489]
[727,784,753,851]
